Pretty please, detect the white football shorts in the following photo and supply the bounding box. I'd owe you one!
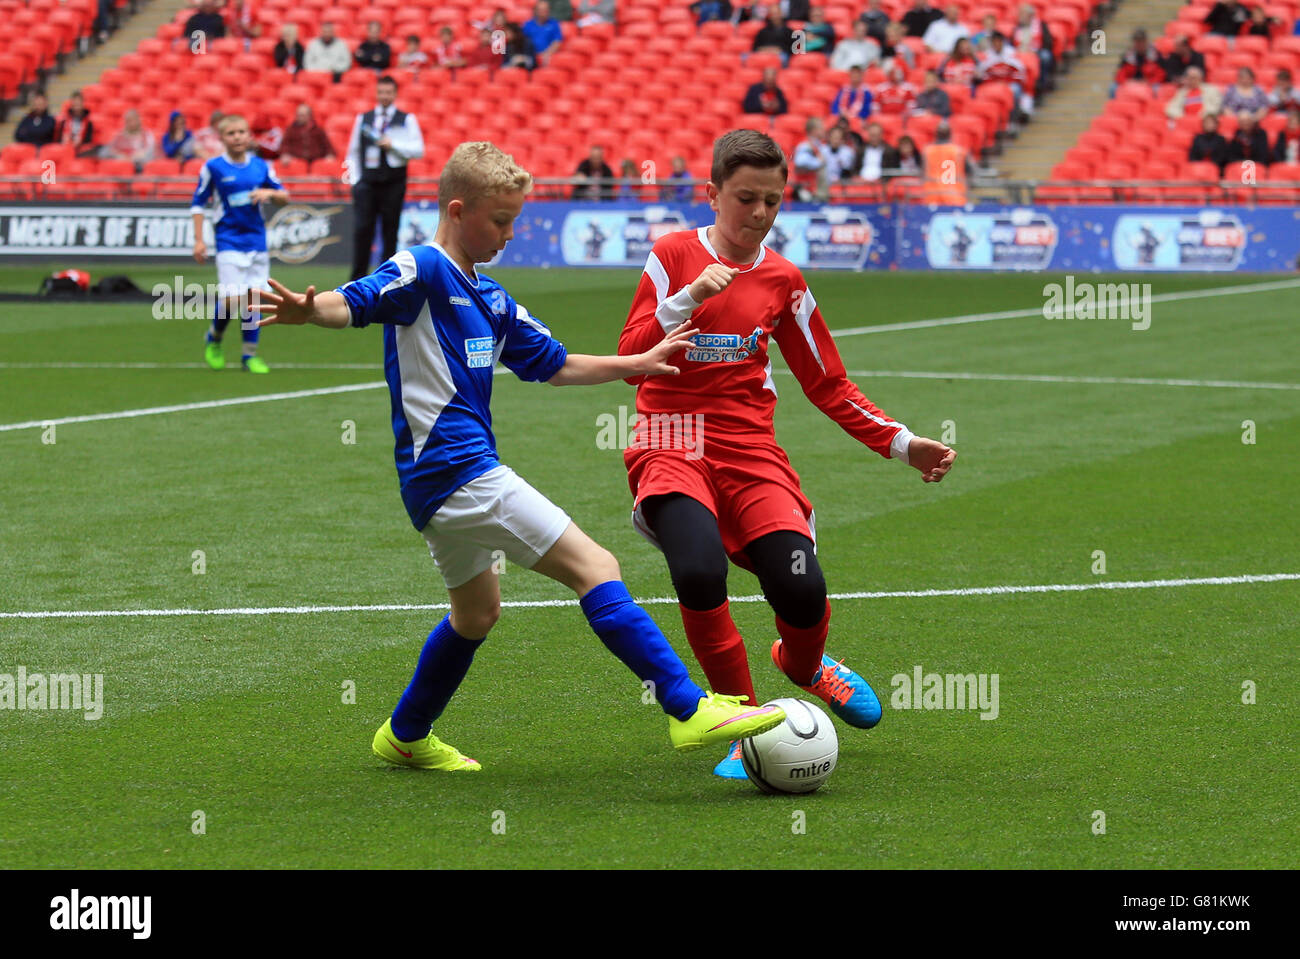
[214,250,270,320]
[420,464,572,589]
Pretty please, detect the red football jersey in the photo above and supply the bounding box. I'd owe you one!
[618,226,912,460]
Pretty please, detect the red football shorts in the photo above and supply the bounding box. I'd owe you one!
[625,437,816,567]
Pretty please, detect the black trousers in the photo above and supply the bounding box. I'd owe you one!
[350,170,407,280]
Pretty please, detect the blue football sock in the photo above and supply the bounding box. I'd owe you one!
[579,580,704,719]
[389,616,483,742]
[207,304,232,343]
[241,314,260,358]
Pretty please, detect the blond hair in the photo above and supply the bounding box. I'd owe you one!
[217,114,248,132]
[439,142,532,213]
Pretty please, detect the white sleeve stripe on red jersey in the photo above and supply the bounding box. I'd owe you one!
[645,251,669,302]
[847,397,897,429]
[762,359,777,396]
[793,286,825,373]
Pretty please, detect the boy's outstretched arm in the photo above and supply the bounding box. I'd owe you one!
[774,283,957,484]
[548,321,697,386]
[256,278,351,329]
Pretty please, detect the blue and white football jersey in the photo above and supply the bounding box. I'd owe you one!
[338,243,568,530]
[190,153,283,253]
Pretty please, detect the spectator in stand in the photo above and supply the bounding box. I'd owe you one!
[1205,1,1250,37]
[939,36,980,89]
[274,23,305,73]
[793,117,832,200]
[356,21,393,71]
[825,125,856,184]
[503,22,537,70]
[881,22,916,71]
[466,28,504,70]
[251,111,283,160]
[575,1,616,28]
[433,26,467,68]
[895,134,921,175]
[102,109,156,171]
[1243,6,1282,37]
[859,0,890,43]
[831,65,873,119]
[742,66,789,115]
[914,69,951,117]
[972,13,999,53]
[874,62,918,115]
[1013,3,1053,92]
[305,21,352,82]
[660,155,693,202]
[572,144,614,200]
[1228,112,1272,166]
[804,7,836,54]
[922,119,972,202]
[524,1,564,66]
[856,121,899,181]
[183,0,226,46]
[162,110,198,161]
[1160,35,1205,83]
[981,32,1034,120]
[1274,107,1300,164]
[692,1,732,25]
[831,19,881,71]
[193,109,224,159]
[15,92,56,147]
[94,0,113,43]
[830,113,863,156]
[1164,66,1221,119]
[1115,28,1164,86]
[615,158,636,198]
[281,103,336,166]
[1222,66,1270,123]
[901,0,943,39]
[56,91,97,157]
[227,1,261,44]
[753,8,795,64]
[399,35,429,73]
[922,5,969,55]
[1270,70,1300,112]
[1188,112,1230,172]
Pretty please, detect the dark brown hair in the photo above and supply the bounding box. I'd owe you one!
[710,129,788,186]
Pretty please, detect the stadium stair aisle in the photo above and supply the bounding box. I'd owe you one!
[0,0,186,143]
[993,0,1188,184]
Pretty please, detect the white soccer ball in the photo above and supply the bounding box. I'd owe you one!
[740,698,838,794]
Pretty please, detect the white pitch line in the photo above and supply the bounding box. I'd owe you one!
[825,370,1300,391]
[829,277,1300,337]
[0,382,385,433]
[3,572,1296,619]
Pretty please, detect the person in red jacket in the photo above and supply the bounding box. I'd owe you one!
[617,128,956,778]
[1114,28,1165,85]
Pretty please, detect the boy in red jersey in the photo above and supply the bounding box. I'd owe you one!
[618,129,956,777]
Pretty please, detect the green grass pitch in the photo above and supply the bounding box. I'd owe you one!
[1,263,1297,868]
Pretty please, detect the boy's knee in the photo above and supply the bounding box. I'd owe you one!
[452,603,500,639]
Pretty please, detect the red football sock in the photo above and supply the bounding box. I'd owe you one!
[774,600,831,687]
[678,601,757,706]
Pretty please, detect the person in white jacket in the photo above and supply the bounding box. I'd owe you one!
[304,21,352,81]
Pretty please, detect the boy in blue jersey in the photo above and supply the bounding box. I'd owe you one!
[191,114,289,374]
[257,142,785,772]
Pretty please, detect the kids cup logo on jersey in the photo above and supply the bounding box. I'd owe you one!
[465,337,494,369]
[684,326,763,364]
[1111,212,1246,271]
